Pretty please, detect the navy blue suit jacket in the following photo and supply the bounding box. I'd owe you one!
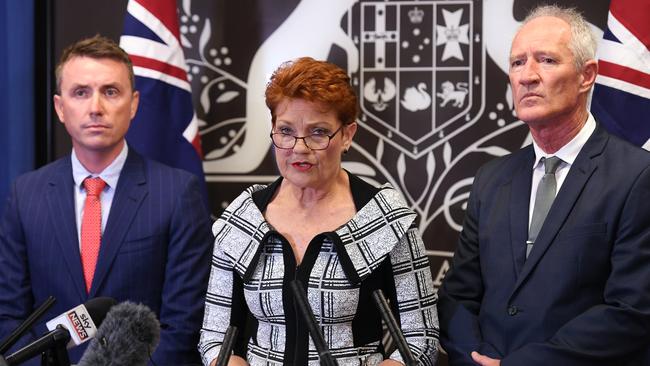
[438,124,650,365]
[0,149,213,365]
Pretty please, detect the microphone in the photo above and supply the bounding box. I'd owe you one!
[4,297,116,366]
[45,297,116,348]
[372,290,418,366]
[0,296,56,355]
[214,326,238,366]
[289,280,338,366]
[77,302,160,366]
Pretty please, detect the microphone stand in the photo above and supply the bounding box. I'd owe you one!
[4,327,70,366]
[41,330,71,366]
[215,326,238,366]
[372,290,418,366]
[0,296,56,355]
[290,280,338,366]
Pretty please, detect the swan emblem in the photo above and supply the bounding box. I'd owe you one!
[401,82,431,112]
[364,77,396,112]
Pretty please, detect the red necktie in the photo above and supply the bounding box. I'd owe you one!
[81,177,106,293]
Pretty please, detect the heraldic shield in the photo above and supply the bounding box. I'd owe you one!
[352,0,484,159]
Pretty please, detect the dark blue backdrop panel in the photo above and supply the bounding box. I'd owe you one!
[0,0,35,204]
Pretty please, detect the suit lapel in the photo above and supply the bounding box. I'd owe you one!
[46,158,87,300]
[512,125,607,293]
[89,151,148,296]
[509,149,534,276]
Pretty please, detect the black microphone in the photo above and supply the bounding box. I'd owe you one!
[45,297,117,348]
[7,327,71,366]
[372,290,418,366]
[289,280,338,366]
[4,297,116,365]
[0,296,56,355]
[77,302,160,366]
[215,326,238,366]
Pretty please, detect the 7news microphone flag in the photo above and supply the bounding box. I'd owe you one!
[120,0,208,199]
[592,0,650,150]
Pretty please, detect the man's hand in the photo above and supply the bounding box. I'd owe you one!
[471,351,501,366]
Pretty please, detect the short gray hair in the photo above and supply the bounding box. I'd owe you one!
[522,5,597,70]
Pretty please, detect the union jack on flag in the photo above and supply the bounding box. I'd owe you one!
[119,0,207,190]
[592,0,650,150]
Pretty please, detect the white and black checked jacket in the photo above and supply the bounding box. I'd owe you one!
[199,174,439,365]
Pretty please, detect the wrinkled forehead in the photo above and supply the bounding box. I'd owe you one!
[511,16,572,54]
[514,17,571,43]
[273,98,340,127]
[275,98,332,117]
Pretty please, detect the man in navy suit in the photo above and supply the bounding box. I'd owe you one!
[438,5,650,366]
[0,36,212,365]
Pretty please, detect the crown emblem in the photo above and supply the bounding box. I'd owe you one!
[408,7,424,24]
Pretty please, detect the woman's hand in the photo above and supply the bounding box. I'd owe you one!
[228,355,249,365]
[379,360,405,366]
[209,355,249,366]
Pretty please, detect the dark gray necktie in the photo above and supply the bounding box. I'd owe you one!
[527,156,562,258]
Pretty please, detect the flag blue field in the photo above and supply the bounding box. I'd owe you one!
[120,0,207,192]
[592,0,650,150]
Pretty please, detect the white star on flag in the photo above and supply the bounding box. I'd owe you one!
[436,9,470,61]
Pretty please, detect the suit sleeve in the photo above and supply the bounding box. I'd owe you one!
[502,165,650,366]
[437,165,502,365]
[0,181,37,351]
[386,225,439,365]
[151,175,213,366]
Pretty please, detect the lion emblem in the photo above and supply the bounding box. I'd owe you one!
[436,81,469,108]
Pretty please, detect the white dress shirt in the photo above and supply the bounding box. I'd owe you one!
[71,142,128,248]
[528,113,596,227]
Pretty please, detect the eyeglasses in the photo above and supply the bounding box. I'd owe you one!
[270,126,343,150]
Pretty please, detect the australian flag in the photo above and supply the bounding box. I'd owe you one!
[119,0,207,196]
[591,0,650,150]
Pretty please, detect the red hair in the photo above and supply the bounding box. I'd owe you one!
[265,57,358,125]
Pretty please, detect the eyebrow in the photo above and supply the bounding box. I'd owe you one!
[68,83,90,89]
[276,120,332,127]
[509,54,522,63]
[100,83,123,90]
[509,49,560,62]
[68,82,123,90]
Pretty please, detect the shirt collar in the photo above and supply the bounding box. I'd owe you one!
[71,142,129,191]
[531,112,596,169]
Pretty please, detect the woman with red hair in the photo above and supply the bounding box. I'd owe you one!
[199,57,439,366]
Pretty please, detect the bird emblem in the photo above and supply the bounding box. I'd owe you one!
[401,83,432,112]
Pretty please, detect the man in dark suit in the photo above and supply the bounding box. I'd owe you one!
[438,5,650,366]
[0,36,213,365]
